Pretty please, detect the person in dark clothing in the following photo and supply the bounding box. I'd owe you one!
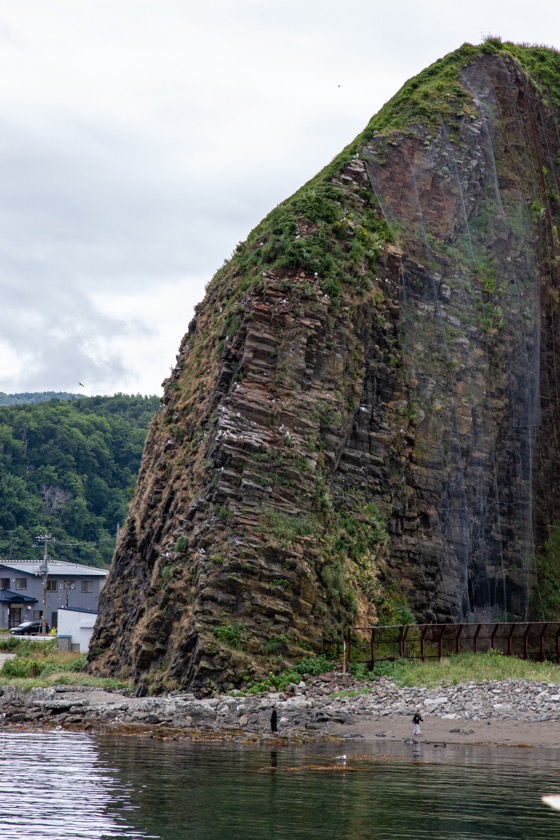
[270,707,278,733]
[412,711,423,736]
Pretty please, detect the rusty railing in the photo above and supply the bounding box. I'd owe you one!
[346,622,560,669]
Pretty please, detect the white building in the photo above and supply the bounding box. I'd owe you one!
[56,607,98,653]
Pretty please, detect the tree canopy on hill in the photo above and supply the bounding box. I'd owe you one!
[0,394,159,567]
[0,391,78,405]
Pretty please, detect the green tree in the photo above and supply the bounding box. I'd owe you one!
[0,393,159,567]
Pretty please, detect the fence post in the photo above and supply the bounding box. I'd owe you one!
[455,624,463,655]
[523,624,531,659]
[369,627,376,670]
[437,625,444,659]
[539,623,548,661]
[342,621,560,670]
[420,625,427,660]
[507,624,515,656]
[473,624,482,653]
[400,625,409,659]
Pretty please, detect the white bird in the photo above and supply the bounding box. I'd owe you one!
[542,795,560,811]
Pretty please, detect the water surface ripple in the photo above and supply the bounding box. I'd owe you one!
[2,731,560,839]
[0,731,157,840]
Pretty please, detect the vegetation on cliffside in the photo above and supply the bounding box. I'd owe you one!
[89,40,560,695]
[535,526,560,619]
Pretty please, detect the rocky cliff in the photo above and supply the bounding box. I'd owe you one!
[88,40,560,694]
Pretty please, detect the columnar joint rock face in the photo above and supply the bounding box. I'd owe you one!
[89,44,560,693]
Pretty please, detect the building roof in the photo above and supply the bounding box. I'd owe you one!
[0,589,38,604]
[0,560,109,578]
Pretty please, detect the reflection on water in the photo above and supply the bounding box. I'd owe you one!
[0,731,157,839]
[1,730,560,839]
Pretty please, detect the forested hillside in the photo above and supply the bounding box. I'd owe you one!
[0,392,76,405]
[0,394,160,566]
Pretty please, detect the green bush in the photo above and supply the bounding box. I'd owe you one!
[262,635,289,655]
[0,647,130,691]
[348,662,376,680]
[376,584,416,626]
[293,655,334,676]
[2,658,46,678]
[214,625,241,648]
[243,654,335,694]
[57,654,87,672]
[174,536,188,553]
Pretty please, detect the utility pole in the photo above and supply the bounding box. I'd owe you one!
[36,534,52,635]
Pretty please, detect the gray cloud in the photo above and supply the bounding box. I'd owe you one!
[0,272,141,392]
[0,0,557,394]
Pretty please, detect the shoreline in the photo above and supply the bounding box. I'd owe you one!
[2,673,560,750]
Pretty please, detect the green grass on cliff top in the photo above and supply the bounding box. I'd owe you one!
[358,37,560,141]
[208,37,560,315]
[278,38,560,180]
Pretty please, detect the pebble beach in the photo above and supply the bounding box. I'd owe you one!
[2,672,560,748]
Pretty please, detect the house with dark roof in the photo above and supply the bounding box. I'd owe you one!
[0,560,108,630]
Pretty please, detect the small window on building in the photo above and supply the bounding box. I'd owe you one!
[0,578,9,590]
[64,580,76,590]
[15,578,27,590]
[46,580,58,592]
[33,610,42,620]
[81,580,93,593]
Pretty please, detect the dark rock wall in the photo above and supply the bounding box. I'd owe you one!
[89,47,560,693]
[365,52,560,623]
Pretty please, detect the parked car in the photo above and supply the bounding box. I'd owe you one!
[10,620,50,636]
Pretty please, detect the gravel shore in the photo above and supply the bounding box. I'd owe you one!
[2,672,560,748]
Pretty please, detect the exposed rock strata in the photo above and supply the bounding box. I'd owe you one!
[89,43,560,693]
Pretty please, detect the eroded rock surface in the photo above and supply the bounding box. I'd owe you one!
[89,43,560,693]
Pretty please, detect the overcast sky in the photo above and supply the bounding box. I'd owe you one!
[0,0,557,396]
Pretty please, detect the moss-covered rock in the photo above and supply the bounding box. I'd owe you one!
[89,41,560,693]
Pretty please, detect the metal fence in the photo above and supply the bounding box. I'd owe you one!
[347,622,560,668]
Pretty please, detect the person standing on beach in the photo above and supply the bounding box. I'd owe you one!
[412,711,423,737]
[270,706,278,734]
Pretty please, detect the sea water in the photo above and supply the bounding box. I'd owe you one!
[0,730,559,839]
